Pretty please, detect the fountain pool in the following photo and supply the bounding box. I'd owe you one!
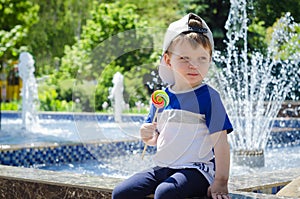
[0,112,144,145]
[36,145,300,179]
[1,112,299,179]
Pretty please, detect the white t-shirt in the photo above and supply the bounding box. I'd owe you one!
[145,84,233,184]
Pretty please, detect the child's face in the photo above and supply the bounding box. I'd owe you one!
[164,40,211,90]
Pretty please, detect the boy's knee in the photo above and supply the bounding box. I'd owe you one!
[112,185,129,199]
[154,182,179,199]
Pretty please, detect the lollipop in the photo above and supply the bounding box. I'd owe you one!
[142,90,169,159]
[151,90,170,109]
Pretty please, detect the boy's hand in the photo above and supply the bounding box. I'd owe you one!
[140,123,158,146]
[207,179,230,199]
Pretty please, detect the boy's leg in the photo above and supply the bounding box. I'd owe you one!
[154,168,209,199]
[112,167,173,199]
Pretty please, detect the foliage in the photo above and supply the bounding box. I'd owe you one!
[56,1,155,111]
[1,0,300,112]
[0,25,27,58]
[178,0,230,50]
[124,63,154,108]
[178,0,300,54]
[59,2,149,78]
[25,0,93,76]
[56,79,76,102]
[248,19,268,52]
[247,1,300,53]
[265,15,300,100]
[119,0,180,27]
[38,84,75,111]
[266,18,300,61]
[38,78,96,112]
[252,0,300,27]
[71,80,96,112]
[0,0,39,63]
[0,100,20,110]
[123,106,149,114]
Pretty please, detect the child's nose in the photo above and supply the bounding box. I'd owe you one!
[188,60,198,68]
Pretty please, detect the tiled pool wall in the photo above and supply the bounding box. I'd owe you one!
[1,130,299,169]
[1,111,300,198]
[267,118,300,148]
[245,185,286,195]
[1,111,146,123]
[0,140,157,167]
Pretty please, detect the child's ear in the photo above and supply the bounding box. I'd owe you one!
[163,53,171,68]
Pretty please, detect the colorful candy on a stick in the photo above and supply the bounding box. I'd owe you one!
[142,90,169,159]
[151,90,170,109]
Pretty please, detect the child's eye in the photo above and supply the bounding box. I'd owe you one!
[179,56,190,62]
[199,57,209,63]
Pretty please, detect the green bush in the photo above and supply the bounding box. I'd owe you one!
[0,101,20,111]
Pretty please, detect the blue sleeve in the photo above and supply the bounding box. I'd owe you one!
[205,92,233,134]
[145,104,157,123]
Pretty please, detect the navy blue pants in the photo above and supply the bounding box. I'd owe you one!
[112,166,210,199]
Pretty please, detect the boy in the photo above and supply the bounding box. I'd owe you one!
[112,13,233,199]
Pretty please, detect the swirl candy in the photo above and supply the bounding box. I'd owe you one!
[151,90,169,109]
[142,90,169,160]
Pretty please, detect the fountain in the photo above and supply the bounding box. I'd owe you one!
[109,72,125,123]
[212,0,299,167]
[18,52,40,131]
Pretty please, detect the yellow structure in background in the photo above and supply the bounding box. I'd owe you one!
[0,62,22,102]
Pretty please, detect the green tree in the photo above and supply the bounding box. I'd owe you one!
[252,0,300,27]
[266,15,300,100]
[178,0,230,50]
[247,18,268,52]
[25,0,93,76]
[119,0,180,27]
[55,1,155,111]
[247,1,300,52]
[59,2,148,79]
[0,0,39,64]
[178,0,300,53]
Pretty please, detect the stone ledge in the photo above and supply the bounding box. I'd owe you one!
[0,177,112,199]
[229,168,300,192]
[276,176,300,198]
[1,165,300,199]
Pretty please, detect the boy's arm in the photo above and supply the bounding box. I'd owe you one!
[208,130,231,199]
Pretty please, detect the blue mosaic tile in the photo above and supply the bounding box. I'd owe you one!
[252,185,285,195]
[1,112,22,119]
[267,130,300,148]
[96,115,113,122]
[0,143,104,167]
[273,118,300,128]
